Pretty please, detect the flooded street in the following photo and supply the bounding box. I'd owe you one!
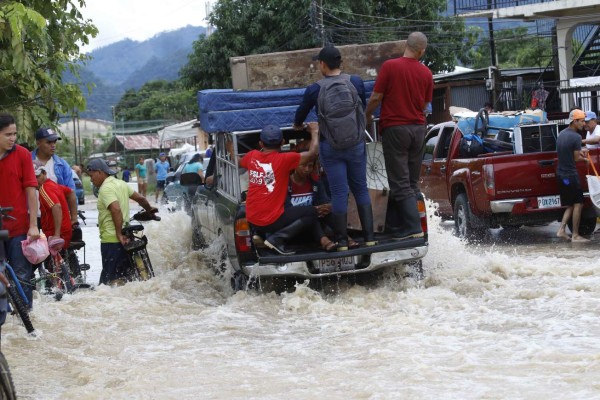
[2,199,600,399]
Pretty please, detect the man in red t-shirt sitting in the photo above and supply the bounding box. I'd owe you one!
[34,160,78,251]
[240,122,329,255]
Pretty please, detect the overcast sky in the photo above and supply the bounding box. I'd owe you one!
[80,0,209,52]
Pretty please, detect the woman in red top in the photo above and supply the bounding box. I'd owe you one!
[240,123,335,255]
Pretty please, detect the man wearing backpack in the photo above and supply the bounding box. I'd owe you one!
[294,46,376,251]
[365,32,433,240]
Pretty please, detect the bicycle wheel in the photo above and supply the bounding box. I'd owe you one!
[6,286,34,334]
[59,261,75,294]
[66,249,81,279]
[0,351,17,400]
[138,249,155,279]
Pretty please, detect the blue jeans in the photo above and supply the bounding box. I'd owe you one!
[319,140,371,214]
[100,243,130,285]
[4,235,34,306]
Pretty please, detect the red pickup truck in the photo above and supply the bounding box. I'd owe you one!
[420,111,598,238]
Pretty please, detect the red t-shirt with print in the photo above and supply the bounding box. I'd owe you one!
[0,145,38,237]
[374,57,433,128]
[240,150,301,226]
[39,179,73,247]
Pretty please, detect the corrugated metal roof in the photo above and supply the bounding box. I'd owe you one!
[115,134,160,151]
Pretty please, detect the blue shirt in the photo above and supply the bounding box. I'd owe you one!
[182,162,203,174]
[30,149,75,190]
[294,74,367,126]
[155,160,170,181]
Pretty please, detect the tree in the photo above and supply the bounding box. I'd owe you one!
[469,27,553,69]
[0,0,98,142]
[180,0,470,90]
[114,80,197,122]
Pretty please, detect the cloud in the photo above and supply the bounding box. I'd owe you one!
[80,0,209,51]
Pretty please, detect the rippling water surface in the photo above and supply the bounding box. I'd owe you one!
[2,201,600,399]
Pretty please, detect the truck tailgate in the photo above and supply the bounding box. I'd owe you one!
[491,152,560,199]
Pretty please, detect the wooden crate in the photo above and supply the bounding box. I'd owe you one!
[230,40,407,90]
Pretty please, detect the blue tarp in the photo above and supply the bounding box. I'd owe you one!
[198,81,376,133]
[457,112,547,137]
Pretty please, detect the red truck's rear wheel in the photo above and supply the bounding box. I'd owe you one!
[454,193,486,240]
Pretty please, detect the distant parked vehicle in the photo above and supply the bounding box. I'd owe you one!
[164,150,208,211]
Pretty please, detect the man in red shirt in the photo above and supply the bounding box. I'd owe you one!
[365,31,433,240]
[34,160,78,250]
[0,113,40,306]
[240,122,328,255]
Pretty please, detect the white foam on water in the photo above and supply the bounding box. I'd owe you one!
[3,204,600,399]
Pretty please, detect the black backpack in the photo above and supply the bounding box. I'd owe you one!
[316,74,366,150]
[459,133,486,157]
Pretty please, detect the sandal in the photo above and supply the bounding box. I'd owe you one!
[348,237,360,249]
[320,237,337,252]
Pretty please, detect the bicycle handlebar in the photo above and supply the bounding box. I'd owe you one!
[132,210,161,222]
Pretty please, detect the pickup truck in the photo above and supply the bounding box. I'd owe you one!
[190,127,429,291]
[420,109,598,238]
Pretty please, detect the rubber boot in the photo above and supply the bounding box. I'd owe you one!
[356,203,377,246]
[264,218,308,255]
[385,196,402,233]
[332,213,349,251]
[391,196,424,240]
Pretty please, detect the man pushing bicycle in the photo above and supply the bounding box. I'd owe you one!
[86,159,157,285]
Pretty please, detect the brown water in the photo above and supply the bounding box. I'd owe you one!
[2,201,600,399]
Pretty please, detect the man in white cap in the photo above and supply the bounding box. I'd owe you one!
[87,159,157,284]
[582,111,599,149]
[556,109,590,242]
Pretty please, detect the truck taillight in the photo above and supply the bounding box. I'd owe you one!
[235,218,251,253]
[483,164,495,196]
[417,197,428,235]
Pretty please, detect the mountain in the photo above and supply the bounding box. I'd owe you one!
[73,25,206,120]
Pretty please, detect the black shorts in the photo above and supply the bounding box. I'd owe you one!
[557,176,584,206]
[157,180,166,189]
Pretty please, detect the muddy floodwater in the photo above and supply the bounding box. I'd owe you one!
[2,199,600,399]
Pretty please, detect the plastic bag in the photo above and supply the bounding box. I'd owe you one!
[48,236,65,256]
[21,234,50,264]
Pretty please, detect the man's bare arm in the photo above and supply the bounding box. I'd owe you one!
[66,191,78,225]
[130,192,157,214]
[108,201,127,245]
[25,187,40,240]
[50,203,63,237]
[299,122,319,164]
[365,92,383,125]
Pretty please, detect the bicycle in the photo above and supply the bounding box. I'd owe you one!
[0,351,17,400]
[0,207,35,335]
[65,210,91,286]
[120,210,160,283]
[32,210,92,301]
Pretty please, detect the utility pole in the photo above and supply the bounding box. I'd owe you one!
[487,0,497,67]
[72,111,78,165]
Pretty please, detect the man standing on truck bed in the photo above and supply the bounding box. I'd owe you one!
[293,46,375,251]
[365,31,433,240]
[556,109,590,242]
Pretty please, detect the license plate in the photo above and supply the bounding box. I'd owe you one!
[316,257,354,273]
[537,195,561,209]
